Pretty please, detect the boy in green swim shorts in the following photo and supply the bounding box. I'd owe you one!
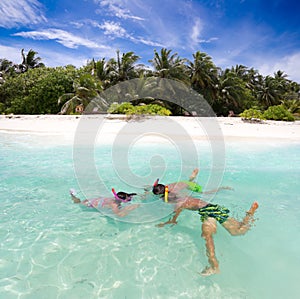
[152,183,259,276]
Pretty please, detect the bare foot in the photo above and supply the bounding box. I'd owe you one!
[189,168,199,181]
[248,202,259,215]
[69,189,81,203]
[70,194,81,203]
[200,266,220,276]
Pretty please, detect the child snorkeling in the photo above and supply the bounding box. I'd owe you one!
[151,168,232,198]
[70,188,140,217]
[152,181,259,276]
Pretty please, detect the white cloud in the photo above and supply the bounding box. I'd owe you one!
[69,19,128,38]
[70,21,85,29]
[95,0,144,21]
[13,29,109,49]
[82,19,162,47]
[258,52,300,83]
[132,37,164,47]
[43,51,91,68]
[0,43,115,68]
[189,18,218,49]
[99,21,127,37]
[190,18,203,44]
[0,0,46,28]
[0,45,22,62]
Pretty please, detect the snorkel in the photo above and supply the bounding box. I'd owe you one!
[153,179,168,203]
[153,178,159,187]
[164,185,169,202]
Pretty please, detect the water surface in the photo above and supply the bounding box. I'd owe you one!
[0,132,299,299]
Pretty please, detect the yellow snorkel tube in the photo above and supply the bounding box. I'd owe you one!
[164,185,169,202]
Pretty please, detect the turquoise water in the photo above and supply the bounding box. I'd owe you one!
[1,132,300,299]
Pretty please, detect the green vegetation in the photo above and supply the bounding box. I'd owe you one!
[240,105,295,121]
[0,48,299,120]
[108,102,171,116]
[240,108,265,120]
[263,105,295,121]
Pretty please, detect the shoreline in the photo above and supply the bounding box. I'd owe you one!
[0,114,299,143]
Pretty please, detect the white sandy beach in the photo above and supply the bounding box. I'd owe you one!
[0,115,299,143]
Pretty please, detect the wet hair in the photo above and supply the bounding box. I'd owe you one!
[152,184,165,195]
[116,191,137,202]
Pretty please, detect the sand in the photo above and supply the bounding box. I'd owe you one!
[0,115,299,144]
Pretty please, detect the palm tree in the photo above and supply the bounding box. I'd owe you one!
[149,48,188,82]
[274,70,289,81]
[188,51,219,104]
[244,67,262,94]
[257,75,282,108]
[0,59,13,72]
[281,99,300,115]
[107,50,141,85]
[215,69,253,115]
[58,73,103,114]
[0,59,12,84]
[86,58,112,89]
[273,70,291,96]
[19,49,45,72]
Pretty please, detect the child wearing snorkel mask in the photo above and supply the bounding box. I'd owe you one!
[151,176,259,277]
[149,168,232,198]
[70,188,139,217]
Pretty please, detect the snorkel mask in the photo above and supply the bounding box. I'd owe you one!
[152,179,168,203]
[111,188,135,203]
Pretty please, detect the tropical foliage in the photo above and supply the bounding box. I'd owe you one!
[108,102,171,116]
[263,105,295,121]
[0,66,76,114]
[240,108,265,120]
[240,105,295,122]
[0,47,299,120]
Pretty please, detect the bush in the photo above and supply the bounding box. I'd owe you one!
[108,102,135,114]
[0,66,77,114]
[239,108,265,120]
[108,102,171,116]
[263,105,295,121]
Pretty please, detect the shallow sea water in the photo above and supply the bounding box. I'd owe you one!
[0,132,300,299]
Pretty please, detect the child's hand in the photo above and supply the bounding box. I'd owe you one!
[143,185,152,192]
[156,219,178,227]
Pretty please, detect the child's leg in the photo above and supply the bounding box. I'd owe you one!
[70,190,81,203]
[222,202,259,236]
[189,168,199,181]
[201,217,220,276]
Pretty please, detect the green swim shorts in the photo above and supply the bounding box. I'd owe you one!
[181,181,202,193]
[198,203,230,224]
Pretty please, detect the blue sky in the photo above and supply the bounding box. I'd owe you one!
[0,0,299,82]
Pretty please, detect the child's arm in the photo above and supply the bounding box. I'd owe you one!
[156,206,184,227]
[202,186,233,194]
[189,168,199,181]
[113,203,140,217]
